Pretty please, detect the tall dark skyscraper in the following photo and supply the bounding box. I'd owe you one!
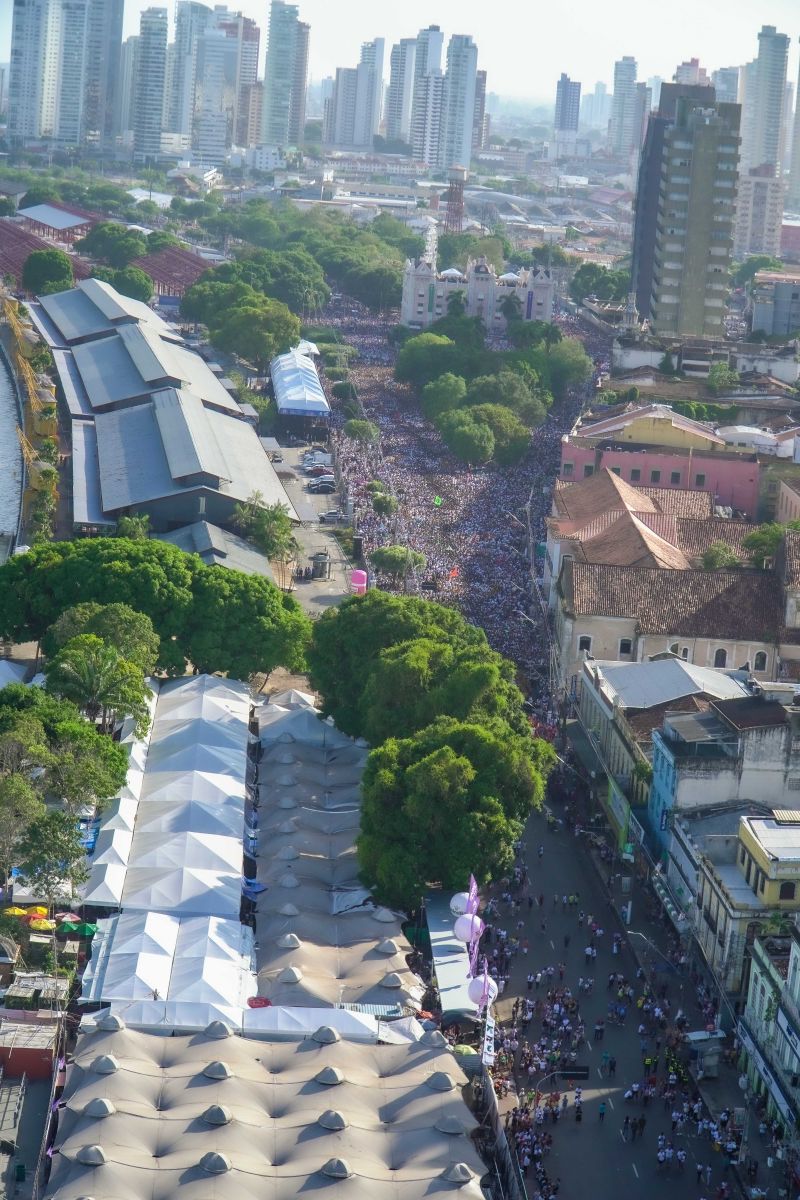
[631,82,715,320]
[555,72,581,132]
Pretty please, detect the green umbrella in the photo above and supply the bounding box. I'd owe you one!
[71,922,97,937]
[57,922,79,933]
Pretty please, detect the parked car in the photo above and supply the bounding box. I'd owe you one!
[319,509,341,523]
[304,464,331,476]
[308,475,335,489]
[309,481,336,495]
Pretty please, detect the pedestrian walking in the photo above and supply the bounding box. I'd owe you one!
[598,1102,606,1122]
[637,1115,647,1139]
[608,1056,616,1078]
[563,933,571,949]
[622,1115,630,1141]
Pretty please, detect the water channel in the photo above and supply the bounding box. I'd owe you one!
[0,348,24,563]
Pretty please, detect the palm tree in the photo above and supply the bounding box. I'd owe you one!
[45,635,150,735]
[499,292,522,323]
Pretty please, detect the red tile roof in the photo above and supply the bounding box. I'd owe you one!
[132,245,208,294]
[0,219,90,286]
[560,561,782,640]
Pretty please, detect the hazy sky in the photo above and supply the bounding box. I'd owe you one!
[1,0,799,105]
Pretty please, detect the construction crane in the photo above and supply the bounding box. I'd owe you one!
[2,299,43,411]
[16,426,37,468]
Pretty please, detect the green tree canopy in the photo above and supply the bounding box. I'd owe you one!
[43,602,160,673]
[421,373,467,420]
[569,262,629,304]
[465,404,530,465]
[465,370,547,426]
[369,545,427,579]
[211,298,300,370]
[17,810,89,908]
[437,409,496,464]
[702,541,741,570]
[372,492,399,516]
[732,255,783,287]
[743,521,800,568]
[358,716,554,907]
[0,538,311,679]
[343,419,379,443]
[76,221,147,267]
[45,634,151,736]
[184,567,310,677]
[308,591,492,735]
[115,513,151,540]
[91,265,153,302]
[21,248,73,295]
[234,493,297,560]
[706,362,740,395]
[543,337,593,398]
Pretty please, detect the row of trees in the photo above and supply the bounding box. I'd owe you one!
[0,537,311,680]
[307,591,554,907]
[394,305,591,466]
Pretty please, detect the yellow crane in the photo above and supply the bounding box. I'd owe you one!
[2,299,43,412]
[16,426,37,468]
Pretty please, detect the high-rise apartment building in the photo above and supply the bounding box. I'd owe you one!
[385,37,416,144]
[82,0,123,146]
[555,73,581,132]
[115,35,138,140]
[262,0,308,146]
[437,33,478,170]
[168,2,212,136]
[608,56,639,156]
[733,165,783,259]
[581,81,611,130]
[788,44,800,212]
[323,38,384,150]
[649,98,740,338]
[631,82,715,319]
[472,68,487,153]
[646,76,663,110]
[133,6,168,161]
[410,24,444,161]
[711,66,740,105]
[674,58,710,87]
[8,0,120,145]
[739,24,789,176]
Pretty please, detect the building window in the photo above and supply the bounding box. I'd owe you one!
[695,473,706,487]
[578,636,592,653]
[610,466,621,475]
[630,468,641,482]
[650,470,661,483]
[670,471,681,485]
[739,846,746,865]
[562,462,574,477]
[758,873,766,894]
[714,648,727,668]
[619,638,632,656]
[583,465,594,477]
[669,642,679,655]
[780,882,797,901]
[754,651,767,672]
[681,647,690,661]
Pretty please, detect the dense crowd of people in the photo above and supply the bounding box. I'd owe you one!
[324,301,610,711]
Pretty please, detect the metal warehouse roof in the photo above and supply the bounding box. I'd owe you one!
[93,388,299,517]
[38,278,179,345]
[18,202,93,231]
[270,348,330,417]
[71,420,116,528]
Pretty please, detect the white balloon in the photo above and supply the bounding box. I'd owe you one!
[467,975,498,1006]
[449,892,470,917]
[453,914,485,943]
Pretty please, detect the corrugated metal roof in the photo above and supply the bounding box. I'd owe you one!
[271,348,330,417]
[18,203,90,230]
[38,278,177,345]
[153,389,232,482]
[53,348,93,419]
[591,658,750,710]
[71,420,116,527]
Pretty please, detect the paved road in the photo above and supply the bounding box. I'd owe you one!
[496,804,740,1200]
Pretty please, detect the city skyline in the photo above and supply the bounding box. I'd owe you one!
[2,0,798,104]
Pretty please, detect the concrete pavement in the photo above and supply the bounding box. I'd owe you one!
[491,802,764,1200]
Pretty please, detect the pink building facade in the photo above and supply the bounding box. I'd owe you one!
[559,441,760,515]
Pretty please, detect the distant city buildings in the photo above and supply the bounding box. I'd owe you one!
[323,38,385,150]
[262,0,308,147]
[733,165,784,260]
[739,24,789,177]
[133,6,169,162]
[581,81,611,130]
[385,37,416,144]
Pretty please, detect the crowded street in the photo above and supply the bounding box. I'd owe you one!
[314,302,777,1200]
[324,302,607,712]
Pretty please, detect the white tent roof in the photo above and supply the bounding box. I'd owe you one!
[47,1023,485,1199]
[82,913,255,1011]
[84,675,251,916]
[268,688,317,709]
